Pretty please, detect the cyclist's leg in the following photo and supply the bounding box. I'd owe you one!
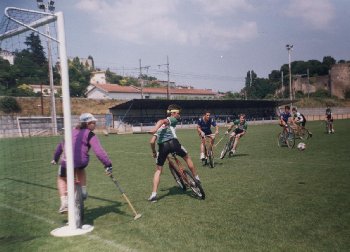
[182,154,200,180]
[76,168,87,199]
[229,132,236,150]
[57,166,68,213]
[200,136,205,160]
[232,135,240,152]
[151,165,163,194]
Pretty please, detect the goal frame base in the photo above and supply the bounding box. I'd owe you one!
[50,224,94,237]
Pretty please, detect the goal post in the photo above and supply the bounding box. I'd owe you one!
[0,7,92,235]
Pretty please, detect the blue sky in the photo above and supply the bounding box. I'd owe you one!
[1,0,349,92]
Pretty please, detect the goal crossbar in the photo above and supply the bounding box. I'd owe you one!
[0,7,58,42]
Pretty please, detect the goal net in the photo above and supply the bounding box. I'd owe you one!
[0,7,81,237]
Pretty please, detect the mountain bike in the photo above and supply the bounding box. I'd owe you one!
[201,134,215,168]
[277,125,295,149]
[167,153,205,200]
[220,135,235,159]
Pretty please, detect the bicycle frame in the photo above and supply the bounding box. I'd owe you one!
[201,134,216,167]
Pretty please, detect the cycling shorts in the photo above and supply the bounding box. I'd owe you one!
[58,165,86,177]
[156,138,187,166]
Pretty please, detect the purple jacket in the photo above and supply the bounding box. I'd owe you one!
[53,128,112,169]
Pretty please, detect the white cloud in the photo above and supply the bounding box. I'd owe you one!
[74,0,257,49]
[285,0,335,30]
[193,0,253,16]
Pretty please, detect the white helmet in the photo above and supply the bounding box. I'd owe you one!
[79,113,97,123]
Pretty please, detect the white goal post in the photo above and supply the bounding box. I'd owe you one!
[0,7,92,235]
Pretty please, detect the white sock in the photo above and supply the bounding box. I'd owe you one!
[82,186,87,195]
[151,192,157,197]
[195,175,200,181]
[60,196,67,205]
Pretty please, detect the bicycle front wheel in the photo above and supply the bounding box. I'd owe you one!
[299,128,310,140]
[220,139,231,159]
[75,184,84,228]
[184,170,205,200]
[169,162,187,191]
[207,145,215,168]
[286,129,295,149]
[277,132,285,147]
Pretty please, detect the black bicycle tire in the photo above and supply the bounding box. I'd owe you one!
[207,144,215,168]
[299,128,310,140]
[277,132,285,147]
[169,162,187,191]
[220,139,231,158]
[184,170,205,200]
[75,183,84,228]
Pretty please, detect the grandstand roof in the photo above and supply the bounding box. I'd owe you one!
[109,99,288,110]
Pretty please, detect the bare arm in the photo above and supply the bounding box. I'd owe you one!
[150,135,157,158]
[149,118,168,135]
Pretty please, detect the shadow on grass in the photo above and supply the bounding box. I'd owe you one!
[83,201,127,225]
[159,185,202,200]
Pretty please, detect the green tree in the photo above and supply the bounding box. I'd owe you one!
[0,96,21,113]
[105,68,122,84]
[68,57,91,97]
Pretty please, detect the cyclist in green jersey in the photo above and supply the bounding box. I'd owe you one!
[224,114,248,155]
[148,104,200,202]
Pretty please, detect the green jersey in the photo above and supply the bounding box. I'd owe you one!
[156,117,178,144]
[234,119,248,131]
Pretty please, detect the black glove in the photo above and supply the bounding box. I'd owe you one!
[105,166,113,176]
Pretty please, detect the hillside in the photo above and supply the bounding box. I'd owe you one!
[0,97,123,116]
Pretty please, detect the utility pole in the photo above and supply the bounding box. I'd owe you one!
[166,56,170,100]
[138,59,150,99]
[281,71,284,98]
[286,44,293,107]
[307,68,310,98]
[37,0,57,134]
[158,56,170,100]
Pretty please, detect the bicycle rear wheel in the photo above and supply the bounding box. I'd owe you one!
[75,183,84,228]
[169,162,186,191]
[184,170,205,200]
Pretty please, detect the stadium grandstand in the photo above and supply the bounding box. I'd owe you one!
[109,99,290,127]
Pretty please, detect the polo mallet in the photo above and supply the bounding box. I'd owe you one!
[214,136,225,147]
[109,174,142,220]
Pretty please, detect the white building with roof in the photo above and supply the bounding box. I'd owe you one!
[85,83,217,100]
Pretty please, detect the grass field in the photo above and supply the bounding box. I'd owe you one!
[1,120,350,251]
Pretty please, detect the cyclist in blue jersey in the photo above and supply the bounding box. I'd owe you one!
[279,105,292,131]
[197,111,219,160]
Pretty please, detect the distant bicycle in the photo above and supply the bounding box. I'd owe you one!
[201,134,215,168]
[220,136,235,159]
[167,153,205,200]
[277,125,295,149]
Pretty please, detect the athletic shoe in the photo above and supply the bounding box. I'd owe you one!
[82,192,88,200]
[331,129,335,133]
[58,204,68,214]
[200,153,205,160]
[148,195,157,203]
[230,149,236,154]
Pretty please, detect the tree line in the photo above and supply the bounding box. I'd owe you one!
[1,32,349,99]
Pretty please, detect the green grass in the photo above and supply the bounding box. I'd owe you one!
[1,120,350,251]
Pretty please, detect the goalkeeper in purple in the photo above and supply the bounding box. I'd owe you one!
[51,113,112,213]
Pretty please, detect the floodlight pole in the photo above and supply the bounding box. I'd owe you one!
[37,0,57,135]
[286,44,293,107]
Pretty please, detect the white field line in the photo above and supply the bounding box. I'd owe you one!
[0,203,138,252]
